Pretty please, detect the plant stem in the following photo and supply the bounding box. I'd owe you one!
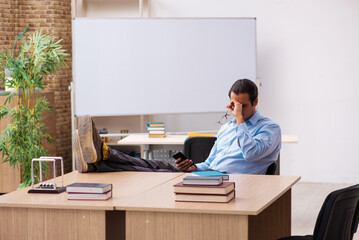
[32,86,35,111]
[12,39,18,57]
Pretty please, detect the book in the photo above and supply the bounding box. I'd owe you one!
[97,128,108,134]
[66,182,112,193]
[192,170,229,180]
[175,190,235,203]
[182,176,223,186]
[147,127,165,131]
[149,134,166,138]
[187,132,215,137]
[68,190,112,200]
[147,122,165,127]
[173,181,235,195]
[148,130,165,134]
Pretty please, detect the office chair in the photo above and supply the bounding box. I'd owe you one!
[265,161,277,175]
[266,153,280,175]
[183,137,217,164]
[278,184,359,240]
[184,137,281,175]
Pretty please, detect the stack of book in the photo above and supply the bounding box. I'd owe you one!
[66,182,112,201]
[173,176,235,203]
[147,121,165,138]
[97,127,111,143]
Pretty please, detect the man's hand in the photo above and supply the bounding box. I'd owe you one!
[175,158,197,172]
[226,100,244,125]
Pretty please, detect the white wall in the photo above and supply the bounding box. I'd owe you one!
[148,0,359,183]
[87,0,359,183]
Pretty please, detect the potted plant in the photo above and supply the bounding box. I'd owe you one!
[0,28,68,188]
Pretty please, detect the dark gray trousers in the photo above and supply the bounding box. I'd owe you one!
[95,147,181,173]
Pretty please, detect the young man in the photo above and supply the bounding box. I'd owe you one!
[73,79,281,174]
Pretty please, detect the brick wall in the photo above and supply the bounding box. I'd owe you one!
[0,0,73,173]
[0,0,15,56]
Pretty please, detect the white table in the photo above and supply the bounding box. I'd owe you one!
[117,134,188,145]
[116,134,298,159]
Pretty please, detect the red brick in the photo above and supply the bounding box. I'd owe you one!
[0,0,73,173]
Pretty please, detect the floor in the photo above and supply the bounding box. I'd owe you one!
[292,182,359,239]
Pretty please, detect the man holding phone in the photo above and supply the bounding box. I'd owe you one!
[73,79,281,175]
[175,79,281,174]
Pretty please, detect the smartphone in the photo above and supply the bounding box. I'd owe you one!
[172,152,190,163]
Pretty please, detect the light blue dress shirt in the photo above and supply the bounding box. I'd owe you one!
[195,111,281,174]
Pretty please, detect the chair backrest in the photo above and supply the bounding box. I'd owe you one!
[183,137,217,164]
[313,184,359,240]
[265,162,277,175]
[265,153,280,175]
[351,200,359,240]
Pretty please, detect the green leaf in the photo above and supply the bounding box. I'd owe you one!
[0,28,67,187]
[16,33,24,40]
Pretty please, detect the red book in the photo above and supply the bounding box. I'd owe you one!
[175,190,235,203]
[173,181,235,195]
[68,190,112,201]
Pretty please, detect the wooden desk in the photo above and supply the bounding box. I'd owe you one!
[118,174,300,240]
[0,171,300,240]
[0,171,184,240]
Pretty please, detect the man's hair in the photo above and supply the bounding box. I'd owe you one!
[228,79,258,105]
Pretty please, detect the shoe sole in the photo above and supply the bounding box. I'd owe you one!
[78,115,97,164]
[72,130,88,173]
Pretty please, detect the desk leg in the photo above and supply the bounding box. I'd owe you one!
[248,189,292,240]
[0,207,107,240]
[143,144,150,159]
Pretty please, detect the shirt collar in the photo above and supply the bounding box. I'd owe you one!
[247,111,260,125]
[229,111,261,126]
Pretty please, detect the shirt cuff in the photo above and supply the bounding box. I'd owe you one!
[195,163,206,171]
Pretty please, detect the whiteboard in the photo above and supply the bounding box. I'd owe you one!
[73,18,256,116]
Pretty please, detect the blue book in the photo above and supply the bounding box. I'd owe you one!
[147,122,165,127]
[192,170,229,180]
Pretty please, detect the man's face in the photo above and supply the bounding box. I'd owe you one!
[230,92,258,121]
